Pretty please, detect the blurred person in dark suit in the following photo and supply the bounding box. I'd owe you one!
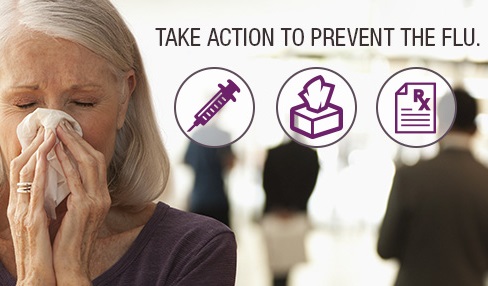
[263,140,319,214]
[184,127,235,227]
[262,139,319,286]
[377,88,488,286]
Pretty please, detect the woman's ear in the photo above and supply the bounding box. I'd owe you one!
[117,69,136,129]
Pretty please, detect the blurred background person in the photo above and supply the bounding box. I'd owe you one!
[261,139,320,286]
[184,125,235,227]
[377,88,488,286]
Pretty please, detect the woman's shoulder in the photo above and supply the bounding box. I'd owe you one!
[148,202,237,284]
[147,202,237,267]
[151,201,234,242]
[93,202,237,285]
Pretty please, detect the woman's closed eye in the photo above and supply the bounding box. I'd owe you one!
[70,94,100,108]
[6,84,38,108]
[9,94,39,109]
[15,102,37,109]
[73,101,96,108]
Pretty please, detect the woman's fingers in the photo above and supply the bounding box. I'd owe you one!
[18,151,36,194]
[30,130,57,214]
[9,127,45,206]
[56,121,107,195]
[54,143,84,198]
[12,129,56,226]
[54,119,111,216]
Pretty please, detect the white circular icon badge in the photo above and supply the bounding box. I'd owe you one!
[175,67,255,147]
[277,67,357,148]
[376,67,456,148]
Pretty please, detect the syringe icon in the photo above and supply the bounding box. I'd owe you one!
[187,79,240,132]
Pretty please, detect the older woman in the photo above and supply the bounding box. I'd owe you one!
[0,1,236,285]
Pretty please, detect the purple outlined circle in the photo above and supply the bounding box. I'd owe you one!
[276,67,357,148]
[376,67,457,148]
[174,67,255,148]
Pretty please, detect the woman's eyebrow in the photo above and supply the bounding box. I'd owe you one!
[9,84,40,90]
[69,84,103,90]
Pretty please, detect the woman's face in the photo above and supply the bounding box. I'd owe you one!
[0,32,131,173]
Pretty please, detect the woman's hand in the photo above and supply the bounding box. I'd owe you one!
[52,121,111,285]
[7,127,57,285]
[7,121,111,285]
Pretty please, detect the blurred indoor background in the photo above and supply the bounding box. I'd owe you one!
[113,1,488,285]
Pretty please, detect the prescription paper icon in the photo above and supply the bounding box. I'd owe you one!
[395,82,436,134]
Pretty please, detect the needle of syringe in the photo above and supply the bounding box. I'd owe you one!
[187,124,197,132]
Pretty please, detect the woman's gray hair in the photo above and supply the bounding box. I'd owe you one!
[0,0,170,207]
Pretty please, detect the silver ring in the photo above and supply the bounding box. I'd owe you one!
[16,182,32,193]
[17,182,32,187]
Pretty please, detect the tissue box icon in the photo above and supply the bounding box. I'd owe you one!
[290,103,343,139]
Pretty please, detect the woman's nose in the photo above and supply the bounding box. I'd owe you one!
[42,101,65,111]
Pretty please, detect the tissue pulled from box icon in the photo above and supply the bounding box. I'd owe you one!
[290,75,343,139]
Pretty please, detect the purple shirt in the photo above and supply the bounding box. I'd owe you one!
[0,202,237,285]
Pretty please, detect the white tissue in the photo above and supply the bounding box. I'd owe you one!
[16,108,83,219]
[298,75,335,112]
